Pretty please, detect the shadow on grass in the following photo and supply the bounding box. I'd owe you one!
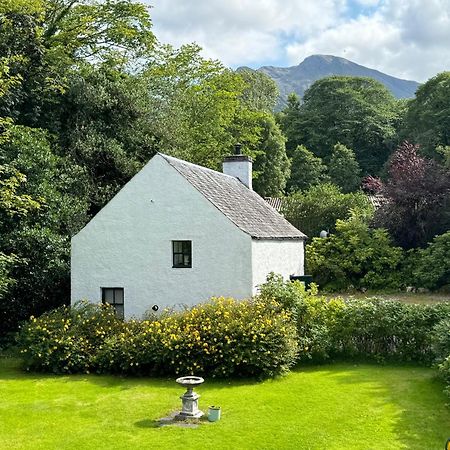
[296,362,450,450]
[134,419,160,429]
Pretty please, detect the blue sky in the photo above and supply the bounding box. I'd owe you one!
[147,0,450,82]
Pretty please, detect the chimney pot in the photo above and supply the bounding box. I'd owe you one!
[234,143,242,155]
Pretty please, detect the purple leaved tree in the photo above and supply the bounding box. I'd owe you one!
[373,141,450,249]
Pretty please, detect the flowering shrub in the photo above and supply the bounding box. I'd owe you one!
[18,301,125,373]
[96,297,298,378]
[18,297,298,378]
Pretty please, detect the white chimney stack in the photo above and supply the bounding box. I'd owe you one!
[222,143,253,190]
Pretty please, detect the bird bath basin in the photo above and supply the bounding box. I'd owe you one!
[175,376,204,420]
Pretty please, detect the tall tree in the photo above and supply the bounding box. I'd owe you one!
[403,72,450,159]
[0,125,89,334]
[374,141,450,249]
[327,143,362,193]
[287,145,329,192]
[0,0,155,127]
[280,76,401,174]
[277,93,302,155]
[252,114,290,197]
[237,68,279,112]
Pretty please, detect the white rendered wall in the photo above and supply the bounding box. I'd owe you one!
[251,239,304,294]
[71,155,253,318]
[222,159,252,189]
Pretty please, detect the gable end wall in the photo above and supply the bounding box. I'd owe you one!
[71,155,253,317]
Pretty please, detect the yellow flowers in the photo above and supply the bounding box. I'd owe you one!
[18,296,297,378]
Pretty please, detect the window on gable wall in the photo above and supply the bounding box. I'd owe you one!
[172,240,192,268]
[102,287,124,319]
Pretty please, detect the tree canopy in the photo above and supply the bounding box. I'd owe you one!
[280,76,402,175]
[403,72,450,158]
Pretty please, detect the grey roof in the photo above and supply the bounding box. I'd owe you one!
[160,154,306,240]
[264,197,284,212]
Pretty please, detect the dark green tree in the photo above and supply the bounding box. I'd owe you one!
[252,114,290,197]
[403,72,450,158]
[287,145,329,192]
[280,76,401,174]
[327,143,362,192]
[0,126,89,334]
[282,183,373,238]
[277,93,302,155]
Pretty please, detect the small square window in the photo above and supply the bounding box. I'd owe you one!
[102,287,124,319]
[172,240,192,268]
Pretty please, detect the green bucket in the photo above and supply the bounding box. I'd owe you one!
[207,406,221,422]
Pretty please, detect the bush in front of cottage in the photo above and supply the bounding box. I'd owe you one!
[18,297,298,378]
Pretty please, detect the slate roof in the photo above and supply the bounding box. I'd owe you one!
[160,154,306,240]
[264,197,284,212]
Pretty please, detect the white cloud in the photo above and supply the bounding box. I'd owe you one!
[149,0,346,66]
[148,0,450,81]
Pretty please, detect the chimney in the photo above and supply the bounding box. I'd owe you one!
[222,143,253,189]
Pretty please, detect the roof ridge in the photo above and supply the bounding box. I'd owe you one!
[158,153,237,180]
[158,153,306,240]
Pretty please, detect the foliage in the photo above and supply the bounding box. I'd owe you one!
[282,183,373,238]
[287,145,329,192]
[431,319,450,364]
[238,68,279,112]
[258,275,450,363]
[403,72,450,158]
[432,319,450,401]
[329,299,450,362]
[280,76,402,174]
[327,143,361,192]
[0,164,40,301]
[412,231,450,290]
[56,63,156,212]
[0,252,20,299]
[374,141,450,249]
[306,213,405,291]
[18,297,298,378]
[18,301,125,373]
[251,114,290,197]
[258,274,344,361]
[0,126,89,335]
[144,44,289,197]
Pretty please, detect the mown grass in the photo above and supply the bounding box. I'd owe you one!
[0,358,449,449]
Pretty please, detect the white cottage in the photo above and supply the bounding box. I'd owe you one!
[71,150,306,318]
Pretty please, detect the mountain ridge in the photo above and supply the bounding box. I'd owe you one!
[240,55,420,109]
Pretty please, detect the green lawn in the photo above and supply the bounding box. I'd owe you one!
[0,358,448,450]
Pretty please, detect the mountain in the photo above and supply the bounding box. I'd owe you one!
[242,55,420,109]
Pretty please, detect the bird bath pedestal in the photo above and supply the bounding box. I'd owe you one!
[175,376,204,420]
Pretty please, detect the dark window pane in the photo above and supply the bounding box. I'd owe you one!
[174,253,183,266]
[114,288,124,305]
[103,288,114,303]
[173,240,192,268]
